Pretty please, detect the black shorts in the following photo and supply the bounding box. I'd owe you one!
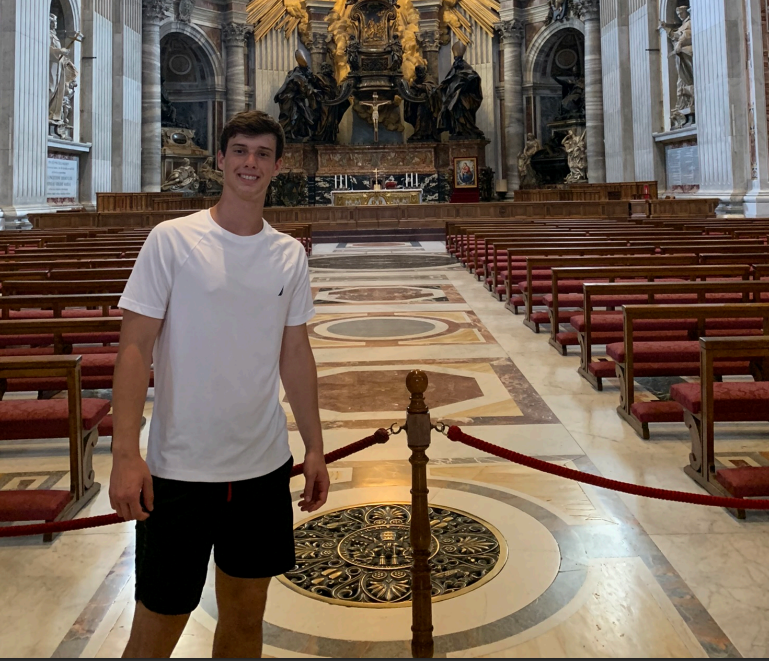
[134,457,296,616]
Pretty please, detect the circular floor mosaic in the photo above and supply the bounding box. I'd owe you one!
[309,254,455,270]
[278,503,507,608]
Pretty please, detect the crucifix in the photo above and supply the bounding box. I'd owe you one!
[358,92,388,143]
[373,168,380,190]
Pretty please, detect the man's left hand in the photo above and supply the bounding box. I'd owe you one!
[299,450,330,512]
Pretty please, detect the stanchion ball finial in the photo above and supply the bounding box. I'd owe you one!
[407,369,429,414]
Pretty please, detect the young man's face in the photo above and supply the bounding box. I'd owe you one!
[217,133,282,203]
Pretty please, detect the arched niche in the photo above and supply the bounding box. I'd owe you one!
[658,0,691,131]
[48,0,82,142]
[159,24,225,155]
[523,21,585,146]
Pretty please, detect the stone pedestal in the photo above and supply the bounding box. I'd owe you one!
[141,0,169,192]
[575,0,606,183]
[496,20,524,198]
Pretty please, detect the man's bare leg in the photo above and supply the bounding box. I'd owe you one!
[213,566,271,658]
[122,601,190,658]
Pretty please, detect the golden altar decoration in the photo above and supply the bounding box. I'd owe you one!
[331,189,423,206]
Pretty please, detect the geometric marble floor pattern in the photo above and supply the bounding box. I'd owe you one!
[3,241,769,657]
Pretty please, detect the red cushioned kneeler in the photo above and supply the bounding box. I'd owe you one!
[670,382,769,420]
[630,401,685,423]
[0,490,71,522]
[0,399,111,439]
[715,467,769,498]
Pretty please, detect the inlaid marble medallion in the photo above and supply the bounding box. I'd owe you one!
[278,503,506,608]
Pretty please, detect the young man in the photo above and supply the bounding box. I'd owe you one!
[109,110,329,658]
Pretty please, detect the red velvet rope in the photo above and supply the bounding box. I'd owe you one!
[0,429,391,539]
[446,426,769,510]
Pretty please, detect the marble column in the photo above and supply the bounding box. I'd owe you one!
[141,0,168,192]
[224,22,249,121]
[496,19,524,198]
[575,0,606,183]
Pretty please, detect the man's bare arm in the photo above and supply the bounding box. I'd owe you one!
[109,310,163,521]
[280,324,329,512]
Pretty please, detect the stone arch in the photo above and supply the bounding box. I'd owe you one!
[160,21,225,91]
[49,0,81,34]
[523,18,584,87]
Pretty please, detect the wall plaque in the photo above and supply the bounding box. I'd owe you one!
[47,154,79,203]
[665,143,700,188]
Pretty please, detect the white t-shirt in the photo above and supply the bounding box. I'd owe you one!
[118,210,315,482]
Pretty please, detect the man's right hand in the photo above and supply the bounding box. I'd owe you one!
[109,454,154,521]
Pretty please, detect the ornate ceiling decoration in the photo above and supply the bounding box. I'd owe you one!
[278,503,507,607]
[246,0,499,54]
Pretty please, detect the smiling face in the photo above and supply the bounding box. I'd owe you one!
[217,133,282,204]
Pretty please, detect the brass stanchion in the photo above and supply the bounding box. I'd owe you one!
[406,370,434,659]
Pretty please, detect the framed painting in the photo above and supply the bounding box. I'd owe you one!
[453,157,477,189]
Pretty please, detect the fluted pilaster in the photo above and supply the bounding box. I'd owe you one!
[224,22,249,121]
[141,0,169,192]
[496,19,524,197]
[574,0,606,183]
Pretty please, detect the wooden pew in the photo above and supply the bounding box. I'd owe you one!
[671,337,769,518]
[548,264,752,349]
[2,280,128,296]
[0,293,122,320]
[613,303,769,438]
[0,355,109,538]
[574,277,765,389]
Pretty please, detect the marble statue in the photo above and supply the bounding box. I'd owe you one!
[178,0,195,22]
[315,63,350,144]
[553,69,585,120]
[518,133,542,187]
[199,157,224,194]
[274,51,321,142]
[562,129,587,184]
[661,5,694,129]
[546,0,569,24]
[162,158,199,193]
[403,64,441,142]
[49,14,79,139]
[437,42,485,140]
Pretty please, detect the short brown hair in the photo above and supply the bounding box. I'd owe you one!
[219,110,285,160]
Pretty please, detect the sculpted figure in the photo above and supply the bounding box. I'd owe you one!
[660,5,694,128]
[437,42,484,140]
[315,63,350,143]
[404,64,441,142]
[518,133,541,187]
[546,0,569,23]
[49,14,79,131]
[562,129,587,184]
[358,92,389,143]
[346,34,361,72]
[552,68,585,120]
[162,158,199,192]
[274,51,321,142]
[199,156,224,189]
[387,33,403,72]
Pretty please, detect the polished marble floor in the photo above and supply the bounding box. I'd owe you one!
[2,241,769,658]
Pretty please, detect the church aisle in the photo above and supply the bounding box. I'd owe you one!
[3,243,769,657]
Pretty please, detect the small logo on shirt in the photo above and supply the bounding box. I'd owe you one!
[278,286,284,296]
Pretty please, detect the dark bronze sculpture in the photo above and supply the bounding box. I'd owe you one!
[274,51,321,143]
[553,67,585,120]
[402,64,441,142]
[315,63,350,143]
[437,42,484,140]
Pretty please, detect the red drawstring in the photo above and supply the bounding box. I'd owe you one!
[227,482,233,503]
